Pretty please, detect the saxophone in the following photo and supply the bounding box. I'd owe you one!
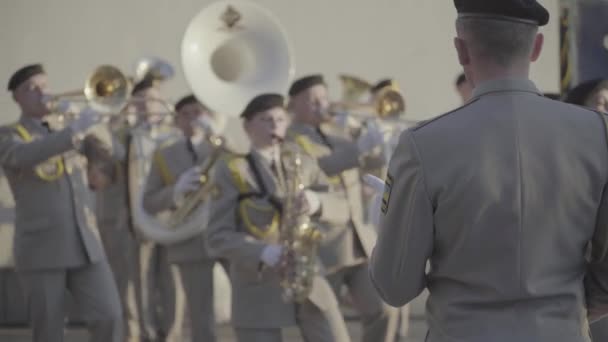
[168,134,226,227]
[277,144,323,303]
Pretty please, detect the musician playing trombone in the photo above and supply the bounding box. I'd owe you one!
[205,94,350,342]
[142,94,225,342]
[286,75,398,342]
[0,64,122,342]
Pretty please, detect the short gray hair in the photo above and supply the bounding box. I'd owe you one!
[456,17,538,67]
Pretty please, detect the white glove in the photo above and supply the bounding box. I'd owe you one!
[333,111,349,128]
[195,115,217,135]
[363,174,386,228]
[173,166,201,202]
[304,190,321,215]
[69,107,101,133]
[357,121,384,153]
[260,244,283,267]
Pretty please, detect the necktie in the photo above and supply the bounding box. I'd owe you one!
[41,121,52,133]
[315,127,333,149]
[269,159,285,191]
[186,140,198,163]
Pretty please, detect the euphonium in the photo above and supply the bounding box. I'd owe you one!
[168,134,226,227]
[277,144,323,303]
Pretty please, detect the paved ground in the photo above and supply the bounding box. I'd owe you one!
[0,317,428,342]
[0,289,431,341]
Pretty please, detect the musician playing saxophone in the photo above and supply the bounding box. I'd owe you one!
[205,93,350,342]
[142,94,224,342]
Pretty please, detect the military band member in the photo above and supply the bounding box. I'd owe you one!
[206,93,351,342]
[564,78,608,114]
[0,64,122,342]
[286,75,398,342]
[564,78,608,342]
[92,112,141,341]
[128,77,185,341]
[143,94,223,342]
[370,1,608,341]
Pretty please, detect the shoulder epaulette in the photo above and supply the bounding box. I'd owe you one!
[413,98,480,131]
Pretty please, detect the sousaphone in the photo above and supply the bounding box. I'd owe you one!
[181,0,295,116]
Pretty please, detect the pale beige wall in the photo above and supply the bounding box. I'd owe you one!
[0,0,560,131]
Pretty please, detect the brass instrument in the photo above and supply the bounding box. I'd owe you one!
[45,65,131,117]
[168,135,226,227]
[330,74,406,121]
[181,0,295,116]
[277,144,323,303]
[129,0,294,245]
[133,56,175,84]
[46,64,177,126]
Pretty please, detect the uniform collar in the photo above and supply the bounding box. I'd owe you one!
[18,115,50,133]
[289,120,318,135]
[471,78,542,101]
[250,146,278,166]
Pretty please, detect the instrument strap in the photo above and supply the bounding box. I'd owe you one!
[124,132,137,236]
[237,153,283,214]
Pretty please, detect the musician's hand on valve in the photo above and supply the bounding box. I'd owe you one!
[363,174,386,228]
[357,122,384,153]
[69,107,101,133]
[173,166,202,203]
[260,244,283,267]
[302,190,321,215]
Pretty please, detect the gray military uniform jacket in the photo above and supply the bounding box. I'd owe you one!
[370,79,608,342]
[205,146,342,328]
[287,122,379,273]
[0,116,105,270]
[143,137,214,264]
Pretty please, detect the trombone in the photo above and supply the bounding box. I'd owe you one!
[45,64,176,124]
[329,86,406,121]
[45,65,131,117]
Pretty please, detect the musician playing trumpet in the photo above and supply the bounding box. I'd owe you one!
[205,94,350,342]
[142,94,225,342]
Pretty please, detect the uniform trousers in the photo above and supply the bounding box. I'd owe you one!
[234,294,351,342]
[98,219,141,341]
[138,241,186,341]
[327,262,398,342]
[18,261,123,342]
[178,260,217,342]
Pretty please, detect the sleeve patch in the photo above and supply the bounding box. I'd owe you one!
[381,173,393,214]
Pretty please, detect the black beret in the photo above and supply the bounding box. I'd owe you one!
[8,64,45,91]
[174,94,210,113]
[288,74,326,97]
[241,93,285,120]
[564,79,606,106]
[454,0,550,26]
[131,75,157,95]
[371,79,397,94]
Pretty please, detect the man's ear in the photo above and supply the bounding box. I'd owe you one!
[454,37,471,66]
[530,33,544,62]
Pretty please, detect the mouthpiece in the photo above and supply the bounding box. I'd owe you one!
[271,134,284,142]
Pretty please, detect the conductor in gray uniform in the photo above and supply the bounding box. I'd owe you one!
[0,64,122,341]
[370,1,608,341]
